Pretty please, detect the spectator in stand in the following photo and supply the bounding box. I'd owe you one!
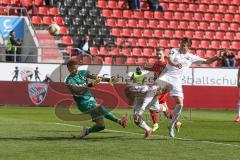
[221,50,237,67]
[77,35,92,57]
[131,0,140,10]
[5,31,21,62]
[147,0,164,12]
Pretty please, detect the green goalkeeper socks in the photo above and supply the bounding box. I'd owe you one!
[100,106,119,123]
[88,125,105,133]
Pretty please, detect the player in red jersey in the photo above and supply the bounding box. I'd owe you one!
[144,48,182,132]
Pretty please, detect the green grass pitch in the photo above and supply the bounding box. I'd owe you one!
[0,106,239,160]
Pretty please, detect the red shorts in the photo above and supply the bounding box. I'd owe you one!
[158,90,168,104]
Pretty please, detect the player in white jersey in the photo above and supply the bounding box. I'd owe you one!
[140,37,222,138]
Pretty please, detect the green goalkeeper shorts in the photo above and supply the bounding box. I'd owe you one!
[77,97,104,121]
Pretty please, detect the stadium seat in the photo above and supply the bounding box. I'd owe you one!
[140,1,149,10]
[211,41,220,49]
[133,11,143,19]
[194,31,204,39]
[231,41,240,50]
[168,3,178,10]
[34,0,43,6]
[196,50,206,58]
[221,41,230,49]
[219,22,228,31]
[204,31,214,39]
[224,14,233,22]
[138,39,147,47]
[132,48,142,56]
[148,58,158,64]
[143,48,153,56]
[53,17,64,25]
[133,29,142,37]
[49,7,59,16]
[224,32,234,40]
[199,22,208,30]
[98,0,107,8]
[111,28,121,36]
[93,56,103,64]
[209,22,218,31]
[118,1,127,8]
[169,39,179,48]
[148,39,158,48]
[206,50,216,58]
[169,21,178,29]
[104,57,113,64]
[204,13,213,21]
[175,30,184,38]
[71,56,81,64]
[228,5,237,13]
[198,4,208,12]
[126,57,136,64]
[159,2,168,10]
[173,12,183,20]
[208,5,218,13]
[143,29,153,38]
[212,0,221,4]
[123,10,132,19]
[234,14,240,22]
[90,47,99,55]
[188,21,198,30]
[159,39,168,48]
[200,40,210,48]
[184,30,194,38]
[99,47,108,55]
[218,5,227,12]
[144,11,153,19]
[188,4,197,11]
[106,19,116,27]
[38,7,48,15]
[102,9,111,17]
[232,0,240,5]
[154,11,163,19]
[2,0,11,5]
[178,4,188,11]
[148,20,158,28]
[215,32,224,39]
[59,26,68,35]
[109,48,120,56]
[214,14,223,21]
[138,58,147,64]
[117,19,127,27]
[194,13,203,21]
[178,21,188,29]
[83,56,92,64]
[128,19,137,28]
[127,38,137,46]
[31,16,42,25]
[235,33,240,40]
[138,19,148,28]
[154,30,163,38]
[222,0,231,4]
[115,57,125,64]
[61,36,73,45]
[192,40,200,48]
[164,11,173,19]
[112,10,122,18]
[108,1,117,8]
[42,16,52,25]
[122,48,131,56]
[159,20,168,29]
[164,30,173,38]
[116,38,125,46]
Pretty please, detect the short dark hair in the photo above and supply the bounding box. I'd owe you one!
[181,37,192,47]
[67,60,78,68]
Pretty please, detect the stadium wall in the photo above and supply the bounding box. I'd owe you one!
[0,63,238,110]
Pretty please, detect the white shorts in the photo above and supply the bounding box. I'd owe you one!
[155,75,184,98]
[128,84,149,93]
[133,96,160,116]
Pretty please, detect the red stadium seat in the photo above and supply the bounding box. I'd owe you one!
[209,22,218,31]
[188,4,197,11]
[208,5,218,13]
[2,0,11,5]
[192,40,200,48]
[159,20,168,29]
[122,48,131,56]
[168,3,178,10]
[221,41,230,49]
[116,38,125,46]
[215,31,224,39]
[42,16,52,25]
[133,29,142,37]
[199,22,208,30]
[159,2,168,10]
[49,7,59,16]
[169,39,179,48]
[173,12,183,20]
[211,41,220,49]
[83,56,92,64]
[198,4,208,12]
[214,14,223,21]
[128,19,137,28]
[188,22,198,30]
[117,19,127,27]
[59,26,68,35]
[148,58,158,64]
[127,38,137,46]
[164,11,173,19]
[159,39,168,48]
[231,41,240,50]
[71,56,81,64]
[111,28,121,36]
[219,22,228,31]
[143,48,153,56]
[38,7,48,15]
[98,1,107,8]
[194,13,203,21]
[144,11,153,19]
[224,14,233,22]
[31,16,42,25]
[154,30,163,38]
[222,0,231,4]
[234,14,240,22]
[133,11,143,19]
[137,39,147,47]
[204,13,213,21]
[228,5,237,13]
[115,57,125,65]
[235,32,240,40]
[99,47,108,55]
[175,30,184,38]
[138,58,147,64]
[34,0,43,6]
[232,0,240,5]
[123,10,132,18]
[61,36,73,45]
[104,57,113,64]
[224,32,234,40]
[53,17,64,25]
[106,19,116,27]
[90,47,99,55]
[154,11,163,19]
[93,56,103,64]
[126,57,136,64]
[164,30,173,38]
[148,20,158,28]
[140,1,149,10]
[132,48,142,56]
[206,50,216,58]
[179,21,188,29]
[148,39,158,48]
[204,31,214,39]
[109,48,120,56]
[184,30,194,38]
[102,9,111,17]
[168,21,178,29]
[143,29,153,38]
[138,19,148,28]
[194,31,204,39]
[108,1,117,8]
[196,50,206,58]
[200,40,210,48]
[112,10,122,18]
[178,4,188,11]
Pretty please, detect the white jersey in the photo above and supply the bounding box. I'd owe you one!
[160,48,206,81]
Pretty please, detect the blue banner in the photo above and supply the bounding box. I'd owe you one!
[0,17,24,40]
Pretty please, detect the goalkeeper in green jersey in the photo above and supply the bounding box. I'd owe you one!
[65,60,127,138]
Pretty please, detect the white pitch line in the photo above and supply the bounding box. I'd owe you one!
[55,122,240,148]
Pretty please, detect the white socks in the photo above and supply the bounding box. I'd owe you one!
[238,104,240,116]
[139,120,152,132]
[170,104,183,128]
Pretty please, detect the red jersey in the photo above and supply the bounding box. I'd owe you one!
[158,90,168,104]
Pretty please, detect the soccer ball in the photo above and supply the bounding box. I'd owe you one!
[48,23,60,36]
